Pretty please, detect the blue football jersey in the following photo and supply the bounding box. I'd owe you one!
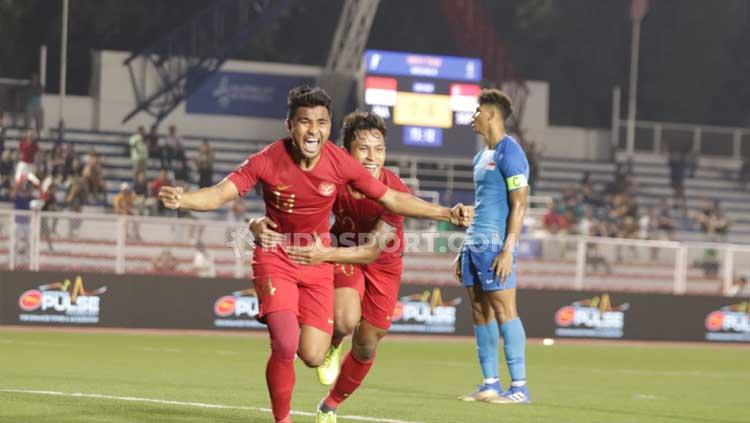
[465,135,529,246]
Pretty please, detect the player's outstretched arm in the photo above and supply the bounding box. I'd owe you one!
[159,178,239,211]
[287,219,396,265]
[378,188,473,227]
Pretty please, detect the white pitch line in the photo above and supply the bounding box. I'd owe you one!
[0,388,423,423]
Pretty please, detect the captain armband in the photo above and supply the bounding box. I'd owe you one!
[505,174,528,191]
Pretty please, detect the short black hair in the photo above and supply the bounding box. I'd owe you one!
[287,85,332,120]
[341,111,387,151]
[478,88,512,120]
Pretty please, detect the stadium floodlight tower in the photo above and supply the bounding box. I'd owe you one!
[319,0,381,135]
[121,0,289,127]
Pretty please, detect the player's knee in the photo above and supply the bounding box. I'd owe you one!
[333,312,358,337]
[298,345,326,368]
[270,334,298,361]
[470,303,492,325]
[351,327,384,362]
[351,337,378,362]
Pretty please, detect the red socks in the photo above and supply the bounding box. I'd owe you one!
[265,311,300,423]
[325,351,374,409]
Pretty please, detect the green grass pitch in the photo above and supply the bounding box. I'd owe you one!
[0,329,747,423]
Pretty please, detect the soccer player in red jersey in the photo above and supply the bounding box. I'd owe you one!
[250,111,410,423]
[159,86,471,423]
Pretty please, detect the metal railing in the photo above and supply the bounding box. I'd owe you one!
[614,119,750,159]
[1,209,747,296]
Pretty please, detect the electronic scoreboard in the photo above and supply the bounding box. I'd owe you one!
[362,50,482,157]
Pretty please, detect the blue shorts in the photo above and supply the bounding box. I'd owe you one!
[460,244,517,291]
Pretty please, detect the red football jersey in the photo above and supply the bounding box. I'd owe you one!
[227,139,388,244]
[331,168,409,263]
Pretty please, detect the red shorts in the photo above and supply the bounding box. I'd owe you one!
[333,259,402,330]
[252,247,334,334]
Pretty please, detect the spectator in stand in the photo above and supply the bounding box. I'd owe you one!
[113,182,140,239]
[613,157,634,194]
[668,150,687,214]
[153,249,178,274]
[82,151,106,203]
[15,130,39,186]
[146,126,160,158]
[49,142,65,181]
[25,74,44,136]
[225,197,247,241]
[655,198,675,241]
[543,199,569,234]
[132,170,148,215]
[129,126,148,180]
[196,139,214,188]
[0,149,13,199]
[173,158,191,185]
[40,181,60,251]
[685,147,699,178]
[34,149,49,180]
[162,125,182,169]
[148,170,172,215]
[54,119,66,147]
[192,241,216,278]
[66,177,86,238]
[696,199,730,242]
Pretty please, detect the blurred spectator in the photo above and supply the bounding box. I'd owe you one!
[0,149,13,199]
[655,198,675,240]
[226,197,247,240]
[25,74,44,136]
[54,119,66,147]
[62,142,78,181]
[40,181,60,251]
[49,142,65,180]
[543,199,569,234]
[146,126,160,157]
[66,177,86,238]
[161,125,182,169]
[129,126,148,180]
[192,241,215,278]
[153,249,178,273]
[613,157,633,194]
[173,158,191,185]
[12,178,33,211]
[15,130,39,186]
[668,150,687,213]
[196,139,214,188]
[133,170,148,197]
[727,276,750,297]
[82,151,106,203]
[639,207,656,240]
[696,199,730,242]
[113,182,142,241]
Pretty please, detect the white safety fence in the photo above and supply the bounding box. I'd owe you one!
[0,210,748,296]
